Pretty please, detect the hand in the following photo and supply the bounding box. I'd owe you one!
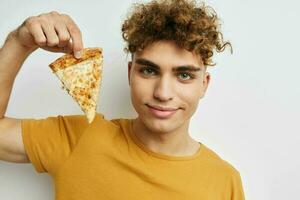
[11,11,84,58]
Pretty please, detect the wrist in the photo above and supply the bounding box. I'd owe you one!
[5,30,38,55]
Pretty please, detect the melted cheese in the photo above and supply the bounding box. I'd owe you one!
[54,57,103,123]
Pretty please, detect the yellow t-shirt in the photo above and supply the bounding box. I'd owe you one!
[21,112,245,200]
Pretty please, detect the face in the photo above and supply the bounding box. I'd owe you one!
[128,40,210,135]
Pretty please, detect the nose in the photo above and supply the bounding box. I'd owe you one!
[153,75,174,102]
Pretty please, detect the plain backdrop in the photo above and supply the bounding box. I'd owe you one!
[0,0,299,200]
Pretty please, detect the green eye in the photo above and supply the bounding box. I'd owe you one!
[140,67,155,75]
[139,66,195,81]
[142,68,155,75]
[178,73,193,80]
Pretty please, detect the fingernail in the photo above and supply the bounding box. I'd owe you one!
[74,51,82,59]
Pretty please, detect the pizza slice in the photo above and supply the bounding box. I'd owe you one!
[49,47,103,124]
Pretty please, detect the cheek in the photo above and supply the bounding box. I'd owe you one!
[178,84,203,109]
[130,75,150,102]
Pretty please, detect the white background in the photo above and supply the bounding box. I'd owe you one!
[0,0,299,199]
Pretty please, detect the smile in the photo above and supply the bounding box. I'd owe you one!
[147,105,178,118]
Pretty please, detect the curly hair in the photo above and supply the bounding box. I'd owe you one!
[121,0,232,67]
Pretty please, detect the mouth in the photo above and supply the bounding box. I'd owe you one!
[146,104,178,111]
[146,104,179,118]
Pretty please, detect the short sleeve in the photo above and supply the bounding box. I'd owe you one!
[228,170,246,200]
[21,113,92,175]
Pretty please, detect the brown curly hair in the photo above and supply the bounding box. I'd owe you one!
[121,0,232,67]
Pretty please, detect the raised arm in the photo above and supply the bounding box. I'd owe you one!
[0,11,83,163]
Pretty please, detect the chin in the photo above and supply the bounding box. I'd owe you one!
[139,110,183,134]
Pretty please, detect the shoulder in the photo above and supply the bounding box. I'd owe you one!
[201,144,245,199]
[87,114,130,135]
[201,143,241,177]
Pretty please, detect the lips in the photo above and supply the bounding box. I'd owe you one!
[147,104,178,111]
[146,104,179,119]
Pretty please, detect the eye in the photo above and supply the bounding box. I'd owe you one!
[139,66,195,81]
[140,67,156,75]
[178,73,194,80]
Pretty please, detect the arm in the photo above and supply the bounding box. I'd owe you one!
[0,31,36,118]
[0,11,83,163]
[0,32,36,163]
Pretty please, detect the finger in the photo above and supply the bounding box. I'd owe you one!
[40,22,59,47]
[41,40,73,53]
[64,40,74,53]
[62,15,84,58]
[54,22,70,48]
[60,40,73,54]
[25,18,47,46]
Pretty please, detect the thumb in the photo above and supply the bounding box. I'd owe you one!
[65,39,83,58]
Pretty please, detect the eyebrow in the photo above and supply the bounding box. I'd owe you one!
[135,58,202,73]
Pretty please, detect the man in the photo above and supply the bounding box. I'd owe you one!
[0,0,245,199]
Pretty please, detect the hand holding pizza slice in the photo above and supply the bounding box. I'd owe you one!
[49,47,103,124]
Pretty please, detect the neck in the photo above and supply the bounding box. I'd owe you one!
[132,117,199,156]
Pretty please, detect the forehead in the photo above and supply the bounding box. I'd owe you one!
[133,40,204,68]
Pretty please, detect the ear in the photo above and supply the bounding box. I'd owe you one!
[128,61,132,85]
[200,72,211,98]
